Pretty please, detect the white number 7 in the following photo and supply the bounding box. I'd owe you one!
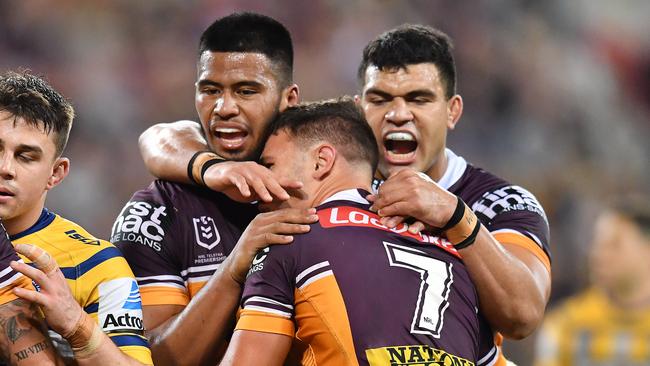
[383,241,453,338]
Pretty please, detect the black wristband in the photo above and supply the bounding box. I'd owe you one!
[439,196,465,232]
[453,220,481,250]
[187,151,209,186]
[199,157,226,186]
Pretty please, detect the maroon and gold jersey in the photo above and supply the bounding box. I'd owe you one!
[110,180,256,307]
[0,222,33,305]
[373,148,551,271]
[236,189,496,366]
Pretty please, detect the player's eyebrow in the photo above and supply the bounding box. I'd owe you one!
[363,88,393,98]
[196,79,222,88]
[16,144,43,155]
[404,89,436,99]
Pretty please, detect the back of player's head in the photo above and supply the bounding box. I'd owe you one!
[199,12,294,86]
[265,98,379,175]
[358,24,457,99]
[0,70,74,157]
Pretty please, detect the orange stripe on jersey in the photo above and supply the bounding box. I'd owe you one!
[139,286,189,306]
[294,273,359,366]
[236,309,295,337]
[493,232,550,272]
[0,273,33,305]
[187,281,207,298]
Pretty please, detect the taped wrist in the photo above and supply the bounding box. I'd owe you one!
[187,151,226,186]
[443,196,481,250]
[64,313,104,359]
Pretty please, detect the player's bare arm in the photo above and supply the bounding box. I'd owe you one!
[139,121,302,203]
[220,330,291,366]
[369,168,550,339]
[139,120,207,183]
[0,299,60,365]
[10,244,151,366]
[142,208,318,366]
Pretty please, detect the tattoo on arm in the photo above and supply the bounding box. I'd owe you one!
[0,299,55,364]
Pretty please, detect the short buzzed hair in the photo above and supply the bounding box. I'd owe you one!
[264,98,378,175]
[0,70,74,157]
[199,12,294,87]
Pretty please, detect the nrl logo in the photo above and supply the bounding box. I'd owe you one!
[193,216,221,250]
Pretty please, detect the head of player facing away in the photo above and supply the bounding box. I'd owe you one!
[589,196,650,308]
[258,98,379,212]
[357,24,463,181]
[0,71,73,235]
[195,12,299,162]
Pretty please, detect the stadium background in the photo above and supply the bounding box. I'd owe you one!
[1,0,648,363]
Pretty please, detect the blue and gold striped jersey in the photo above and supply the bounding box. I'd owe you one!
[535,287,650,366]
[11,209,152,365]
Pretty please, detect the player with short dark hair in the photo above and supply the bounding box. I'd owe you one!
[360,24,551,363]
[111,12,317,366]
[222,99,495,365]
[0,70,153,365]
[136,22,551,365]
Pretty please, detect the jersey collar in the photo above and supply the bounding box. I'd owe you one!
[319,189,370,206]
[9,208,56,241]
[437,148,468,190]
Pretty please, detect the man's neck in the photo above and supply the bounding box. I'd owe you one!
[310,169,372,207]
[3,204,46,236]
[605,280,650,310]
[425,148,449,182]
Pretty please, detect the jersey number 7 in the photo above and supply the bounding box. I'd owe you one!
[383,242,454,338]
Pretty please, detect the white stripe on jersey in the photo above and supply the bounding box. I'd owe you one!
[296,261,330,283]
[298,270,334,290]
[180,263,220,277]
[0,259,23,278]
[243,305,292,318]
[0,272,24,289]
[477,345,499,366]
[245,296,294,310]
[136,274,184,283]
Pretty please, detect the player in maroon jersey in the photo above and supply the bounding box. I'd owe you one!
[110,13,318,366]
[137,22,550,347]
[221,98,495,366]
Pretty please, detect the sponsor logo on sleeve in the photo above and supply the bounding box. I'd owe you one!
[247,247,269,277]
[366,345,474,366]
[98,278,144,333]
[65,230,100,246]
[471,185,547,222]
[193,216,221,250]
[110,201,167,252]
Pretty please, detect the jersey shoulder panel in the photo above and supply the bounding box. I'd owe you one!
[452,164,551,261]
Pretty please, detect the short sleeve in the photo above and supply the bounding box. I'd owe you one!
[471,184,551,271]
[0,223,33,305]
[236,244,297,337]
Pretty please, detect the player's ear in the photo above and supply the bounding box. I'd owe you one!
[446,94,463,130]
[313,144,336,180]
[46,157,69,190]
[279,84,300,111]
[354,94,361,105]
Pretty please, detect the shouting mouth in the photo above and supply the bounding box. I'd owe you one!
[212,125,250,151]
[383,131,418,164]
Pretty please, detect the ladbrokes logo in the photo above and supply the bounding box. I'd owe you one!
[111,201,168,251]
[366,345,474,366]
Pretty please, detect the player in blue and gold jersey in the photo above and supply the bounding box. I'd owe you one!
[0,70,152,365]
[534,197,650,366]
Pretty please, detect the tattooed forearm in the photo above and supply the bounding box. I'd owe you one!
[0,298,59,364]
[14,340,50,361]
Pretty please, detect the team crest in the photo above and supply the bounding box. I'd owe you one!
[193,216,221,250]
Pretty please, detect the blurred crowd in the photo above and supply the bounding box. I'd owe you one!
[1,0,648,363]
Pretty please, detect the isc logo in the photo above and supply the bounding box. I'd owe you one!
[110,201,167,251]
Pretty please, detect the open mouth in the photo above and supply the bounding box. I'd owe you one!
[213,127,249,150]
[383,132,417,163]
